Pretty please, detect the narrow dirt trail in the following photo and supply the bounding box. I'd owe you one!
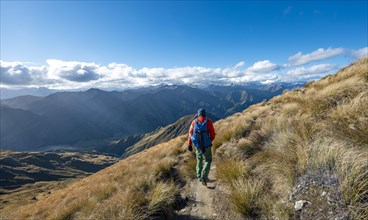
[188,164,218,219]
[176,164,219,219]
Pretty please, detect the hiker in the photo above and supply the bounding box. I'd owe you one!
[188,108,216,186]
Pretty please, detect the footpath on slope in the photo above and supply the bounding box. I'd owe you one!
[176,163,242,220]
[176,164,218,219]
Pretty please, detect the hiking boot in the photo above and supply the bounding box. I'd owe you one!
[206,178,215,183]
[200,178,207,186]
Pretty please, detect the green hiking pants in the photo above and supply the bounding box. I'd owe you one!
[196,147,212,180]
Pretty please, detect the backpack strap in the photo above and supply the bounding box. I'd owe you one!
[195,118,208,124]
[194,118,209,135]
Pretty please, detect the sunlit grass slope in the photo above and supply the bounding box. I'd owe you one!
[214,57,368,219]
[7,137,188,220]
[7,57,367,219]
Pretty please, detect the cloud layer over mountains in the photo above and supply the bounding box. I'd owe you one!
[1,47,367,90]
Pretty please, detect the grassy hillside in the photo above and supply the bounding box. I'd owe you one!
[4,137,188,219]
[213,57,368,219]
[4,57,367,219]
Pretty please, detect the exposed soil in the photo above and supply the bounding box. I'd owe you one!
[175,164,242,220]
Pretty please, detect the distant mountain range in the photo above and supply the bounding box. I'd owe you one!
[0,87,60,99]
[0,83,302,151]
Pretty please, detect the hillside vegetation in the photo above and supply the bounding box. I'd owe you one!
[4,137,188,219]
[5,57,367,219]
[213,57,368,219]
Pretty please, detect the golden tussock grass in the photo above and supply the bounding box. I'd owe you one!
[9,137,187,220]
[147,181,178,214]
[212,105,269,151]
[229,178,266,216]
[178,152,197,180]
[306,137,368,219]
[213,57,368,218]
[328,91,368,146]
[216,158,250,185]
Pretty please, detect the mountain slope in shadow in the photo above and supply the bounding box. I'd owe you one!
[1,84,292,151]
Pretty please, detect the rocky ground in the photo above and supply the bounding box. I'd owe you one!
[290,169,350,220]
[174,163,351,220]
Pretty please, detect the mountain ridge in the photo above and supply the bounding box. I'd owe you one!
[95,113,219,156]
[1,83,293,151]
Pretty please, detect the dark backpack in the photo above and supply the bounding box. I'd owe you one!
[190,118,212,153]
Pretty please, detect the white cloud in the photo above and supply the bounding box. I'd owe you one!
[0,59,342,90]
[0,46,366,90]
[288,48,345,66]
[350,47,368,59]
[0,59,265,89]
[0,61,47,85]
[247,60,279,73]
[234,61,245,69]
[46,59,103,82]
[287,64,337,76]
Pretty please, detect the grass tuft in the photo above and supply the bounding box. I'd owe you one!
[147,181,178,215]
[216,159,250,185]
[179,153,197,180]
[229,178,265,217]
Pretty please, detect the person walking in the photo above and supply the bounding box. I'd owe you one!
[188,108,216,186]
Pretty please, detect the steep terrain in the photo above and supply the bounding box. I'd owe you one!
[210,57,368,219]
[2,58,367,219]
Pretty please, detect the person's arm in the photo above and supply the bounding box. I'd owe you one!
[188,120,195,145]
[207,120,216,141]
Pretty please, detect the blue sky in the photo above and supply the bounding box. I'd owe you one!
[0,1,367,90]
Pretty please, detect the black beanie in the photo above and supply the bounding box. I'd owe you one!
[197,108,206,117]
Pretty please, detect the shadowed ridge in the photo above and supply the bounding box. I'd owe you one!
[123,113,219,157]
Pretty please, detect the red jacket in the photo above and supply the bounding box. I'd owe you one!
[188,116,216,146]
